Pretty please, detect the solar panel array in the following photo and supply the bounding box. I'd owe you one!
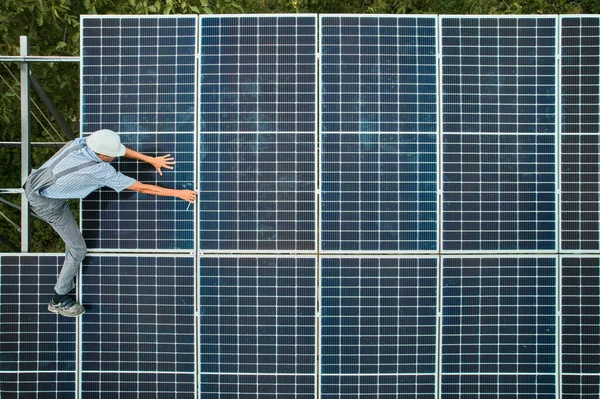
[2,13,600,399]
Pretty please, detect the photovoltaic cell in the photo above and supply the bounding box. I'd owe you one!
[80,16,196,250]
[561,17,600,134]
[0,255,76,398]
[443,134,556,251]
[320,16,438,252]
[321,257,437,397]
[561,135,600,250]
[321,374,435,398]
[198,16,316,251]
[441,257,556,396]
[200,374,315,398]
[561,257,600,397]
[441,374,556,398]
[561,17,600,252]
[199,16,316,132]
[562,374,600,398]
[441,17,556,134]
[320,16,437,133]
[199,257,316,397]
[81,255,195,396]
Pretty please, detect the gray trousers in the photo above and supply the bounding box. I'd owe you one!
[28,193,87,295]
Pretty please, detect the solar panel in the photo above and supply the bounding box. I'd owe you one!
[199,257,316,397]
[198,16,317,251]
[561,257,600,397]
[0,255,76,398]
[80,16,197,251]
[81,255,195,396]
[560,16,600,252]
[320,257,437,397]
[441,257,556,396]
[441,16,557,251]
[320,16,438,252]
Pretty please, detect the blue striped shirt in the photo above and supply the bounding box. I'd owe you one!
[40,137,136,199]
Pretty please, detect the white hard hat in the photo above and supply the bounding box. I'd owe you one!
[87,129,126,157]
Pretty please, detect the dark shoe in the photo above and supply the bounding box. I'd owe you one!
[48,296,85,317]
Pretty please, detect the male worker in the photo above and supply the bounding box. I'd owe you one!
[24,129,197,317]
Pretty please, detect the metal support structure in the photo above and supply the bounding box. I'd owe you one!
[0,141,68,148]
[0,55,80,62]
[30,73,76,140]
[20,36,30,252]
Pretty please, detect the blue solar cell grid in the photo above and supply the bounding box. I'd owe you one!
[561,257,600,397]
[561,17,600,252]
[0,256,76,399]
[199,257,316,397]
[561,17,600,134]
[441,16,557,252]
[561,135,600,251]
[320,16,437,133]
[443,134,556,251]
[81,255,196,396]
[441,257,557,396]
[80,16,196,251]
[199,16,316,132]
[320,16,438,252]
[198,16,317,251]
[321,257,437,397]
[441,16,557,134]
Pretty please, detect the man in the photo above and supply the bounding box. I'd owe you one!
[24,129,197,317]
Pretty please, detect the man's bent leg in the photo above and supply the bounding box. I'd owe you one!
[27,195,86,317]
[49,202,87,295]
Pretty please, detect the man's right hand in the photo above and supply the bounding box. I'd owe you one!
[178,190,197,203]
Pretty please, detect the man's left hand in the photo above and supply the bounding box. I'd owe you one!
[151,154,175,176]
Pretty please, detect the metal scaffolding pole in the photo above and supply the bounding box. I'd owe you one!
[20,36,30,252]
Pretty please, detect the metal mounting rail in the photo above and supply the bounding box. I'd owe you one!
[0,56,80,62]
[0,189,24,195]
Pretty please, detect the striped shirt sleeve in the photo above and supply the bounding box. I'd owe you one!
[95,163,137,192]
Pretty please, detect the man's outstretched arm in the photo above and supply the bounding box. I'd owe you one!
[127,181,197,203]
[124,148,174,176]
